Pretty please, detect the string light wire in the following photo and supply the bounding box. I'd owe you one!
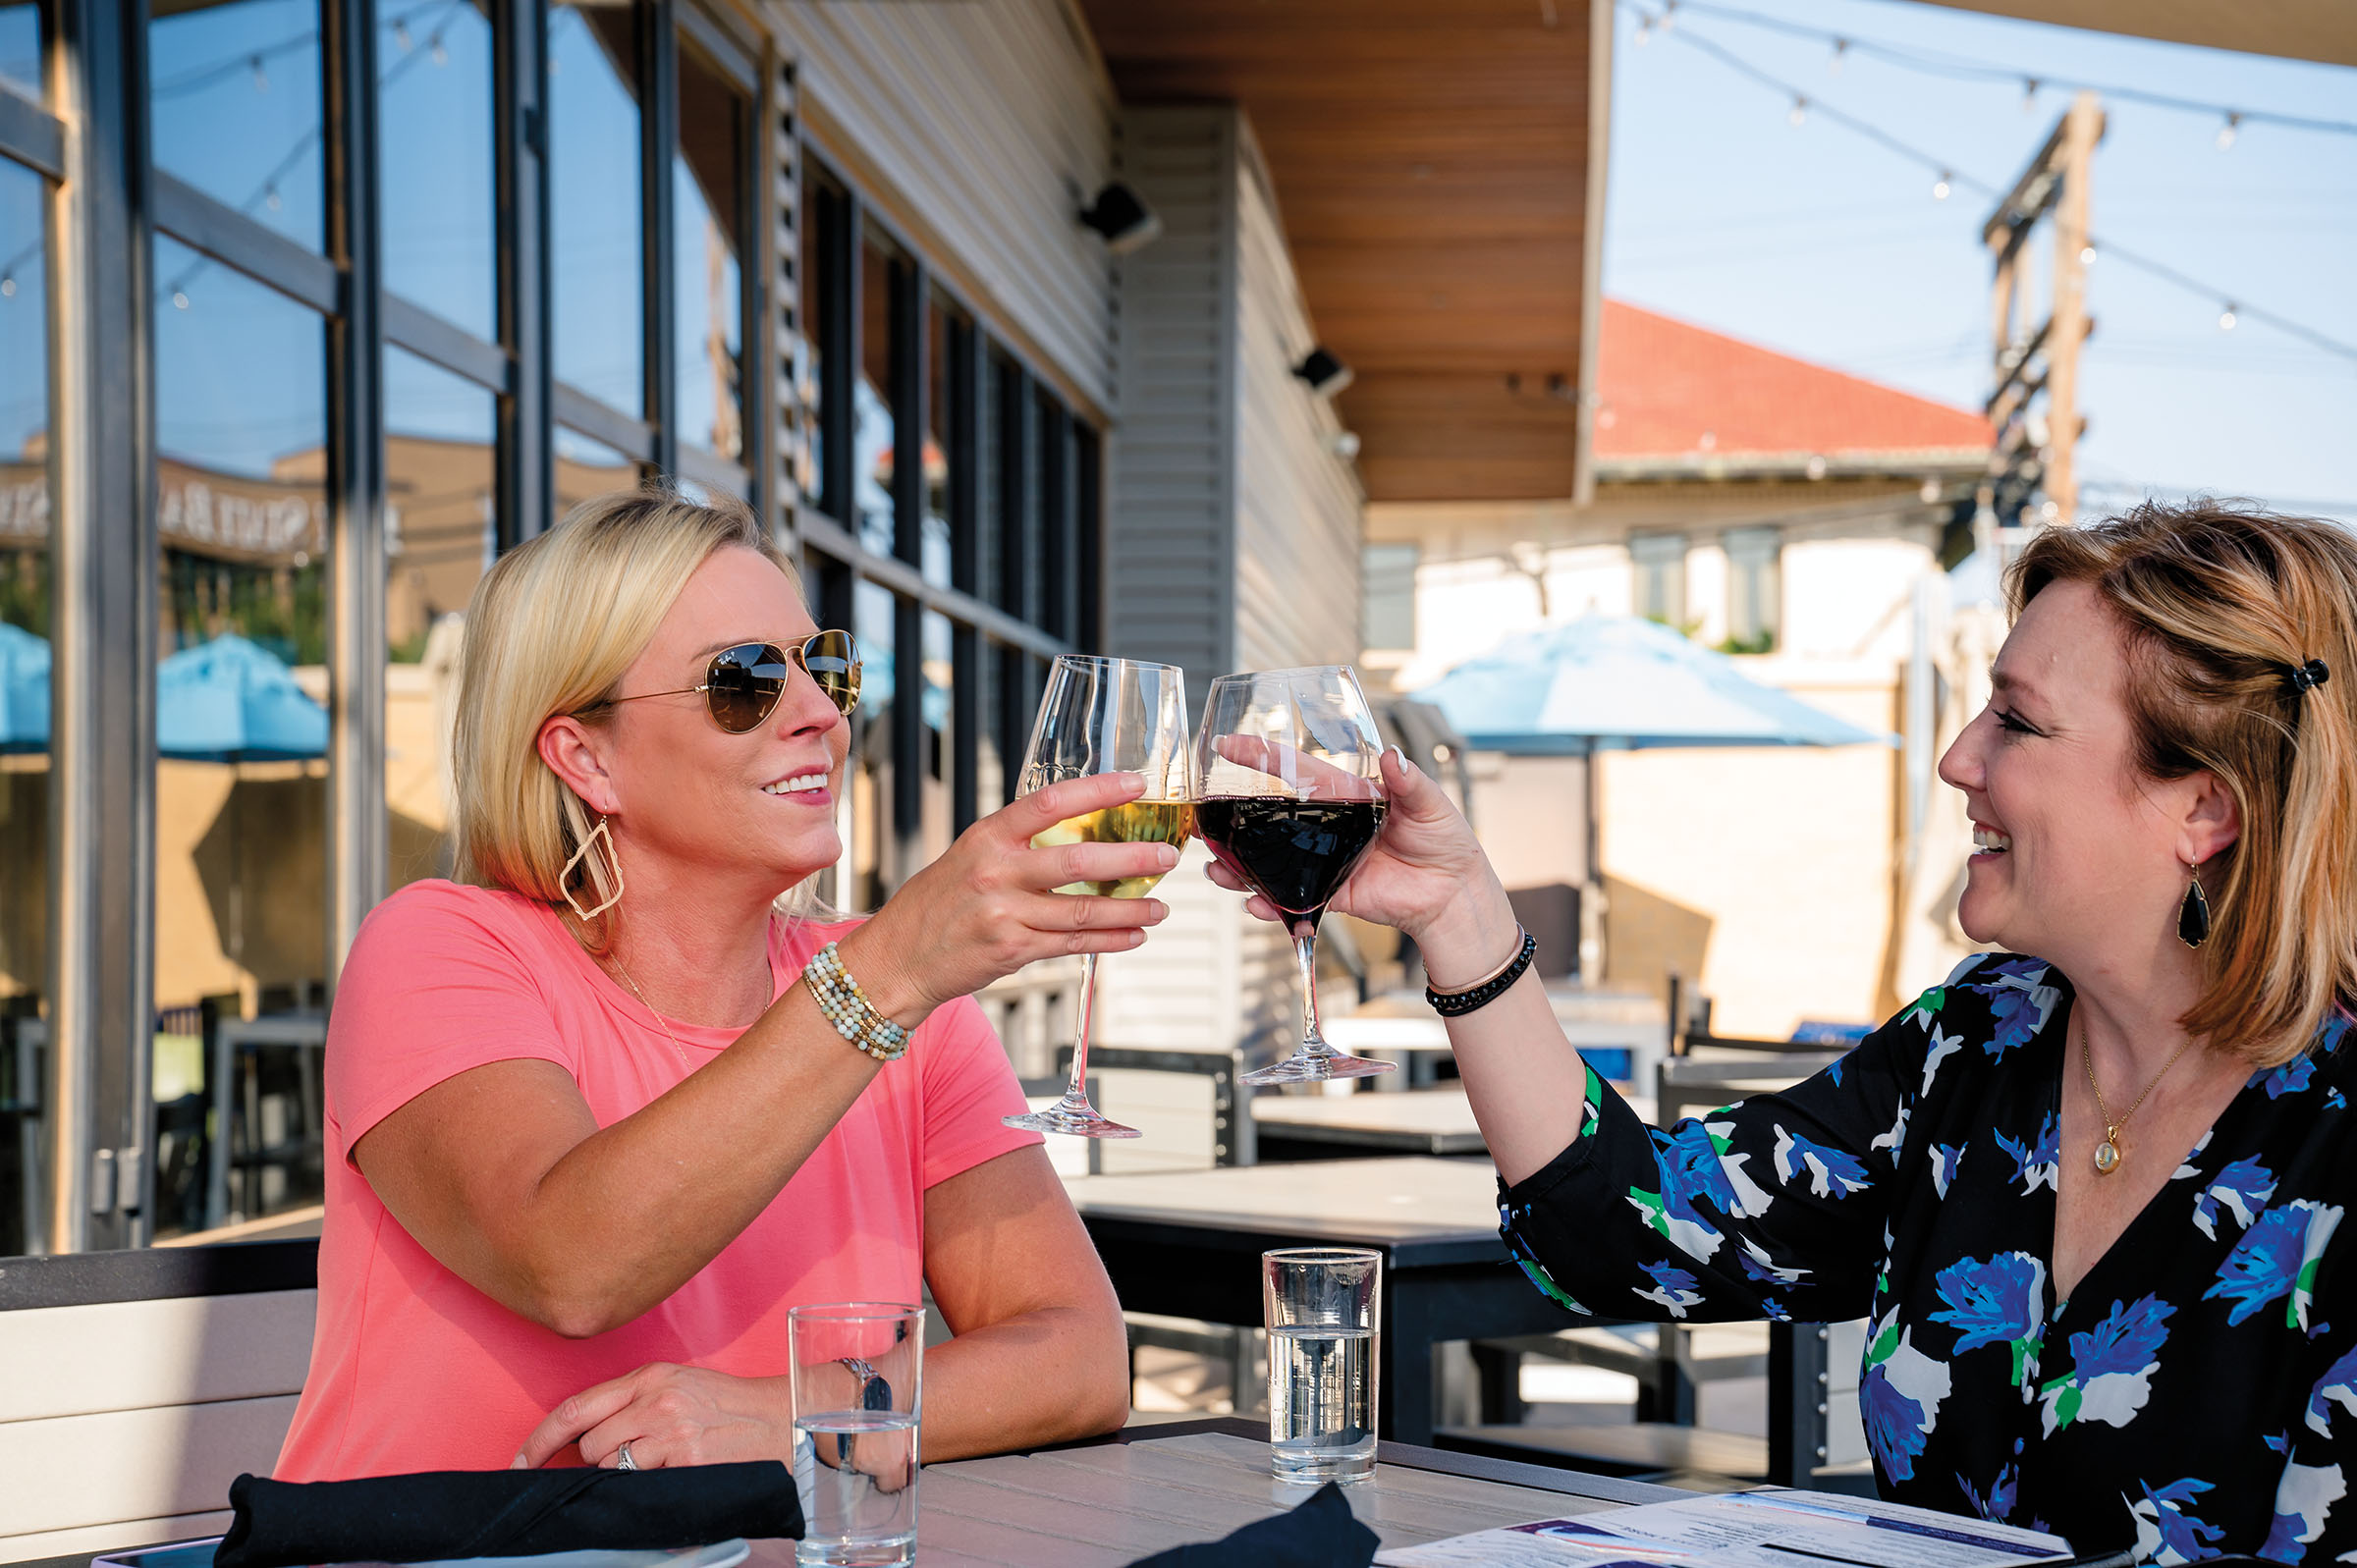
[1617,2,2357,368]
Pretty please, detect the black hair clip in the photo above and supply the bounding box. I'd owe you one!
[2290,658,2331,694]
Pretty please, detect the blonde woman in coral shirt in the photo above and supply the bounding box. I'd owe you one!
[275,487,1162,1479]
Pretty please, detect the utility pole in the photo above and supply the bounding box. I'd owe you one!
[1978,90,2103,558]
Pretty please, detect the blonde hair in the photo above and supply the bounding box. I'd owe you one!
[450,484,823,953]
[2012,501,2357,1064]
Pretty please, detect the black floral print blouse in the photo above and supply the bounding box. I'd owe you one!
[1498,952,2357,1561]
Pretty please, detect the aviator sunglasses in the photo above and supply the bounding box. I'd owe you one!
[594,630,861,732]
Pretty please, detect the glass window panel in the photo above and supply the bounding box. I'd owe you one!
[549,0,642,415]
[150,0,325,253]
[855,237,895,556]
[555,423,639,514]
[153,236,330,1237]
[921,301,952,589]
[385,347,493,892]
[975,640,1005,814]
[798,176,830,510]
[850,579,894,908]
[376,0,494,340]
[0,0,40,103]
[1033,386,1065,640]
[986,349,1022,617]
[0,158,48,1258]
[673,34,743,461]
[918,609,952,862]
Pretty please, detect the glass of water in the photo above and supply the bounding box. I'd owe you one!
[789,1303,924,1567]
[1263,1247,1381,1485]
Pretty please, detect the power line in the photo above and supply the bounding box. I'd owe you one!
[1619,2,2357,369]
[1649,0,2357,141]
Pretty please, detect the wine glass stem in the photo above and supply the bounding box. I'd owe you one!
[1061,952,1101,1106]
[1291,923,1331,1060]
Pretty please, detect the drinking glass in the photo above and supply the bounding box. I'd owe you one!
[1264,1247,1382,1484]
[789,1302,925,1568]
[1194,667,1394,1086]
[1001,655,1193,1139]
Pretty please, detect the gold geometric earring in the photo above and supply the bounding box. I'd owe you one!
[2177,859,2212,949]
[563,815,625,922]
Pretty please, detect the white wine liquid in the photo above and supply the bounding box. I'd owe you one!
[1268,1325,1376,1481]
[1032,799,1195,898]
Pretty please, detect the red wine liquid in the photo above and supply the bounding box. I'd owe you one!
[1195,796,1389,920]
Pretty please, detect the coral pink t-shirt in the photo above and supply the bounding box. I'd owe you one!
[273,880,1040,1481]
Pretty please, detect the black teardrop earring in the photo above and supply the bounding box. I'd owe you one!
[2178,862,2212,949]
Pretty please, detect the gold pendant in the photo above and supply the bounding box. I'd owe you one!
[2093,1136,2121,1175]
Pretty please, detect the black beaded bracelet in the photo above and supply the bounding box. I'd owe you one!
[1426,930,1540,1017]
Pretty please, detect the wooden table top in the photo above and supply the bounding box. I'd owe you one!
[789,1420,1673,1567]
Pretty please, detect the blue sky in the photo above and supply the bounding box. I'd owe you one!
[1601,0,2357,524]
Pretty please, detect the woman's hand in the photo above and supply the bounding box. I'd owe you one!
[513,1362,793,1471]
[842,771,1178,1028]
[1205,748,1521,988]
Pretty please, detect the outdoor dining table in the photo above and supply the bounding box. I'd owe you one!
[1061,1157,1573,1446]
[27,1419,1677,1568]
[1248,1086,1490,1159]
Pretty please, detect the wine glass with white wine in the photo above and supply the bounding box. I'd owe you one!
[1001,656,1193,1139]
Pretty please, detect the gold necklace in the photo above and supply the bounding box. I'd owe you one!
[2079,1010,2199,1175]
[607,950,694,1070]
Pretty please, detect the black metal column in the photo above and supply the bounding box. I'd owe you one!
[46,0,157,1250]
[325,0,386,980]
[640,0,678,480]
[1767,1319,1833,1487]
[889,261,922,873]
[495,0,549,542]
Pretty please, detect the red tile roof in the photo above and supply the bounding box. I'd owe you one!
[1594,299,1992,462]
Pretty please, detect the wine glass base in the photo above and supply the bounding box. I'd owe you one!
[1240,1053,1398,1087]
[1003,1105,1142,1139]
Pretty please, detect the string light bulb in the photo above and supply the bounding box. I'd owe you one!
[392,16,411,49]
[1788,94,1808,128]
[1658,1,1676,31]
[172,289,190,310]
[0,275,14,298]
[2219,303,2238,331]
[2021,76,2040,110]
[1829,37,1847,75]
[249,54,267,92]
[2079,244,2097,265]
[2217,112,2240,151]
[264,183,282,210]
[429,30,447,65]
[1633,15,1652,44]
[1931,171,1951,200]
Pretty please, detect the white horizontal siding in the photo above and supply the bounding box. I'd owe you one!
[1232,121,1364,676]
[767,0,1119,410]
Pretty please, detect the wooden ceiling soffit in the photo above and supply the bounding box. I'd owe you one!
[1081,0,1603,504]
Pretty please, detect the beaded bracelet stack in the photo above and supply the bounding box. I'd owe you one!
[1424,927,1539,1018]
[802,942,911,1061]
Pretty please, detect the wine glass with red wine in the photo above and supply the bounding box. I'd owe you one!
[1194,667,1396,1087]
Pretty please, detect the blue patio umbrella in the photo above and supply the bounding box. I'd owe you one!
[0,622,49,755]
[156,633,329,762]
[1416,614,1893,890]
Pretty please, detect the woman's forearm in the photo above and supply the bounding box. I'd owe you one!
[914,1304,1131,1459]
[1416,882,1594,1187]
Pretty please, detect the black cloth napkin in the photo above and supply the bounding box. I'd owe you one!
[1124,1482,1377,1568]
[212,1463,803,1568]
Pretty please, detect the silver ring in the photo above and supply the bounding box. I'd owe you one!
[616,1441,638,1472]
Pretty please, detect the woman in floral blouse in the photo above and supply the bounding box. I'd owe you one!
[1213,503,2357,1558]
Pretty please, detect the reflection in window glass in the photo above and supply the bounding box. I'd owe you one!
[386,348,493,892]
[555,423,639,515]
[150,0,325,253]
[799,176,830,509]
[922,302,953,589]
[851,580,895,909]
[0,0,40,102]
[674,36,743,460]
[0,159,48,1257]
[550,0,642,415]
[855,239,896,556]
[376,0,494,340]
[919,609,952,862]
[153,236,330,1237]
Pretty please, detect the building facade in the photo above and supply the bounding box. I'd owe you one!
[1366,301,1995,1038]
